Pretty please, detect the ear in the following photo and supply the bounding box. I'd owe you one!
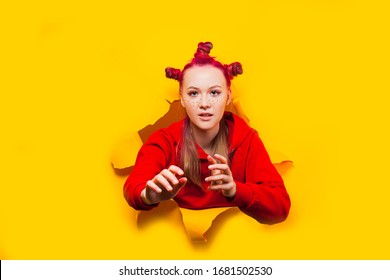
[180,93,185,108]
[226,89,232,106]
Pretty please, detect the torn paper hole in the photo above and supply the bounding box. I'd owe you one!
[112,98,293,242]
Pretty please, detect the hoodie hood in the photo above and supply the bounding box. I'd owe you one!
[224,112,254,153]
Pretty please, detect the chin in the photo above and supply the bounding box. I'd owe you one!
[193,122,219,132]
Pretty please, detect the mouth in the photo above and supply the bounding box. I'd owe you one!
[198,112,213,121]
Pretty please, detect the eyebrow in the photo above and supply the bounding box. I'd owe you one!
[186,85,222,90]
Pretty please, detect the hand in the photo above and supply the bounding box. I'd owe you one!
[205,154,236,198]
[141,165,187,205]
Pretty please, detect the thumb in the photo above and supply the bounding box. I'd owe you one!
[172,177,187,196]
[177,177,187,188]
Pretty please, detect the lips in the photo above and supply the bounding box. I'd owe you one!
[198,112,213,121]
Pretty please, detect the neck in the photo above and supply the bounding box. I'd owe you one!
[191,123,220,154]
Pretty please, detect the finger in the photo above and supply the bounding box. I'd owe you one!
[168,165,184,176]
[207,155,223,176]
[154,174,173,191]
[208,183,234,191]
[208,163,232,175]
[207,155,217,164]
[171,177,188,197]
[146,180,162,193]
[161,169,179,185]
[211,169,222,176]
[213,154,228,164]
[177,177,187,188]
[205,174,229,182]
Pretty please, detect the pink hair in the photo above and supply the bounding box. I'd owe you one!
[165,42,243,88]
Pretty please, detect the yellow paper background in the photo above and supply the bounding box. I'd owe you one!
[1,0,389,259]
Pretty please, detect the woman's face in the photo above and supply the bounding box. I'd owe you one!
[181,65,231,134]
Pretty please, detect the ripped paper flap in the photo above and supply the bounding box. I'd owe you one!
[180,207,231,242]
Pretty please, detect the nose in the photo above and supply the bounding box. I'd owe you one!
[199,93,211,109]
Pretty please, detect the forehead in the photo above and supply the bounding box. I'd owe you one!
[182,66,227,88]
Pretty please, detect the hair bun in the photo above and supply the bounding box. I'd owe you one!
[227,62,243,78]
[195,42,213,57]
[165,67,181,81]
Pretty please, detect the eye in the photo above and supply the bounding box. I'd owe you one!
[188,91,198,97]
[210,90,221,96]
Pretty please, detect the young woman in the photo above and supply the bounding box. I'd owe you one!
[124,42,290,224]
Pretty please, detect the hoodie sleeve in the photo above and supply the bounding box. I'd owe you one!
[123,130,172,210]
[231,130,291,224]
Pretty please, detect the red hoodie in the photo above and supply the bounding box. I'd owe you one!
[124,112,290,224]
